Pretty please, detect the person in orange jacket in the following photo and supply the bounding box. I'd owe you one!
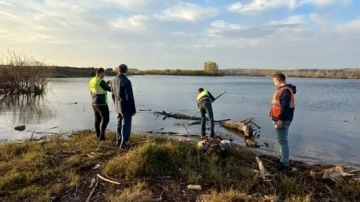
[270,73,297,171]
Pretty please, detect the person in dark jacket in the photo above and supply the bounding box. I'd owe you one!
[270,73,297,171]
[197,88,216,138]
[89,68,111,141]
[111,64,136,148]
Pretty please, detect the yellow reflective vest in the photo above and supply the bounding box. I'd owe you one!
[89,77,107,105]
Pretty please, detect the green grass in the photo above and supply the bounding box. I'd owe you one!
[0,130,359,201]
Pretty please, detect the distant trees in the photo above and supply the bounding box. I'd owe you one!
[203,61,219,73]
[222,68,360,79]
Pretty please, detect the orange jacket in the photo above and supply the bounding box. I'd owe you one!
[270,86,295,121]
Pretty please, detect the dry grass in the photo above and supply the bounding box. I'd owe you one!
[0,130,359,202]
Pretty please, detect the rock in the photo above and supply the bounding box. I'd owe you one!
[92,164,101,170]
[115,189,123,194]
[89,178,96,188]
[187,185,201,190]
[14,125,26,131]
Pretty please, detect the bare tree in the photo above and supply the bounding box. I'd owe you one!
[0,49,53,95]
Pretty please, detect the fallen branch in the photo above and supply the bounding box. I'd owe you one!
[187,119,231,125]
[97,174,120,185]
[154,111,201,121]
[86,179,98,202]
[255,156,270,181]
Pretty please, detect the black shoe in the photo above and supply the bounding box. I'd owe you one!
[98,136,106,141]
[276,163,290,171]
[117,141,129,149]
[210,133,215,138]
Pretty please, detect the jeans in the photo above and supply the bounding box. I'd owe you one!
[92,105,109,140]
[117,114,132,147]
[200,101,214,136]
[273,121,291,166]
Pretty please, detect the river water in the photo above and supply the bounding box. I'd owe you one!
[0,76,359,165]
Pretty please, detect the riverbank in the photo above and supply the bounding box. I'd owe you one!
[50,66,360,79]
[1,130,359,202]
[51,67,224,78]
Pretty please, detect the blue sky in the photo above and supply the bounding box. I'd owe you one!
[0,0,359,69]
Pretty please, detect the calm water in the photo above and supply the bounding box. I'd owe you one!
[1,76,359,165]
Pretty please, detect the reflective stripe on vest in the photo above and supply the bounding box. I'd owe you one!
[197,90,209,102]
[270,86,295,119]
[89,77,107,104]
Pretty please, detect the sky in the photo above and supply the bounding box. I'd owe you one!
[0,0,359,70]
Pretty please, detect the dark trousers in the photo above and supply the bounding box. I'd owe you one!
[200,101,214,136]
[92,105,109,140]
[117,114,132,147]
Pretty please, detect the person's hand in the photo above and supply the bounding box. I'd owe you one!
[268,111,271,117]
[276,120,283,128]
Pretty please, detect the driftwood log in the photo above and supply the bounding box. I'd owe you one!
[154,111,231,124]
[223,127,259,147]
[220,118,261,137]
[154,111,202,121]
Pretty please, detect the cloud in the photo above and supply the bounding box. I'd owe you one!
[211,20,243,30]
[269,15,306,25]
[227,0,295,14]
[336,19,360,33]
[227,0,349,14]
[0,0,359,69]
[104,0,159,9]
[111,15,149,31]
[154,2,218,22]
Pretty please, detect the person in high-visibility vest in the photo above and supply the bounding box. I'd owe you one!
[89,68,111,141]
[270,73,297,171]
[197,88,216,138]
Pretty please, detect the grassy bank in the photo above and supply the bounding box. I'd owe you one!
[1,131,359,202]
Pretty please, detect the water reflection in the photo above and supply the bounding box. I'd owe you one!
[0,95,55,124]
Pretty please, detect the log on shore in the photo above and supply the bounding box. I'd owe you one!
[154,111,202,121]
[154,111,230,123]
[220,118,260,137]
[223,127,259,148]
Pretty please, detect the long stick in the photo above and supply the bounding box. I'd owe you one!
[97,174,120,185]
[183,91,226,126]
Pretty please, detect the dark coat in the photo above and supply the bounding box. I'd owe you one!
[111,74,136,115]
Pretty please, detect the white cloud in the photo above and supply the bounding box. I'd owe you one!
[111,15,149,31]
[227,0,295,14]
[336,19,360,33]
[154,2,218,22]
[227,0,348,14]
[211,20,243,30]
[105,0,157,9]
[0,0,359,69]
[269,15,306,25]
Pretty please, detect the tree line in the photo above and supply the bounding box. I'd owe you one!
[222,69,360,79]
